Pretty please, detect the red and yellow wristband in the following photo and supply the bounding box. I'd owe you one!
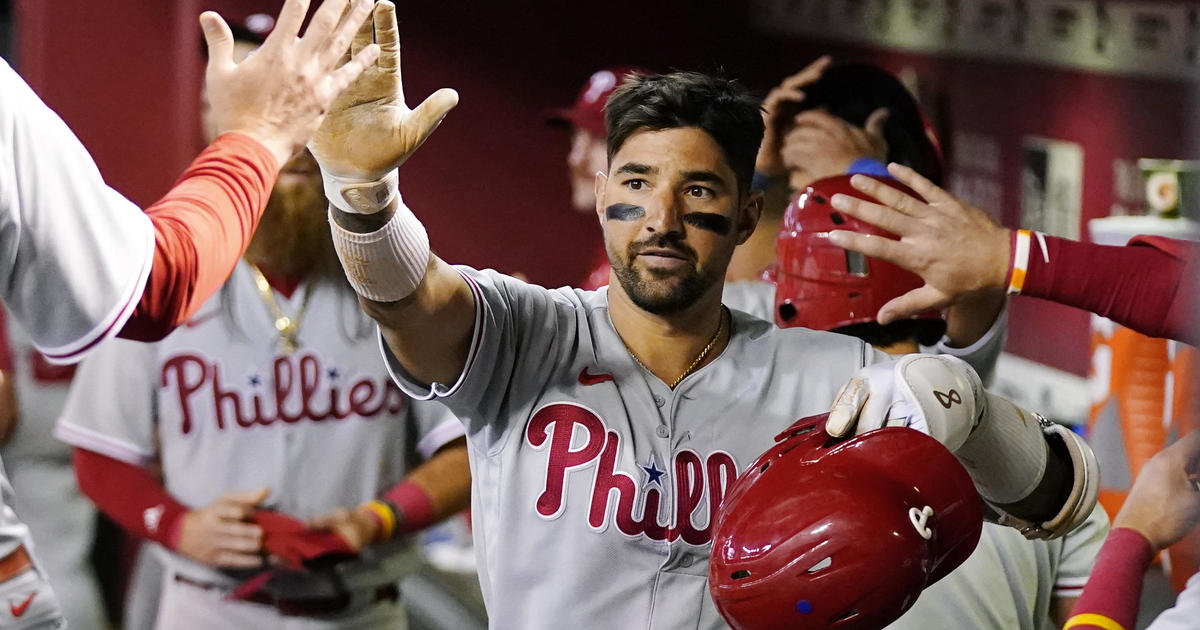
[360,500,398,543]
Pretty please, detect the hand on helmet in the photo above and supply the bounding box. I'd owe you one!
[826,354,983,452]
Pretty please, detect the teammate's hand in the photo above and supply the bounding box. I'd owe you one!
[201,0,380,169]
[826,354,981,452]
[754,57,832,179]
[308,507,380,551]
[780,108,889,190]
[827,164,1012,325]
[308,0,459,181]
[1113,432,1200,550]
[176,488,269,569]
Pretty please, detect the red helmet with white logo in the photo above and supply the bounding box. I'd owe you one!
[773,175,945,340]
[708,413,982,630]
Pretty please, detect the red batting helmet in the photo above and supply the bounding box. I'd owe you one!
[773,175,945,338]
[709,414,982,630]
[546,67,652,137]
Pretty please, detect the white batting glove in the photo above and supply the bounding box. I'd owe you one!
[308,1,458,214]
[826,354,983,452]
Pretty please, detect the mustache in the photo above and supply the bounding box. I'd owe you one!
[627,233,698,262]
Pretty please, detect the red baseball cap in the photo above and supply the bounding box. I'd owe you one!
[546,67,652,137]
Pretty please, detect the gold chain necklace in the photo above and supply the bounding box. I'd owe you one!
[247,263,312,355]
[623,307,727,389]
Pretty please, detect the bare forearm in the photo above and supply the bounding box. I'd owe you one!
[943,288,1005,348]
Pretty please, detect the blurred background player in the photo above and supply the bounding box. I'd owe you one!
[725,60,1006,378]
[54,18,471,629]
[774,174,1109,629]
[546,66,650,290]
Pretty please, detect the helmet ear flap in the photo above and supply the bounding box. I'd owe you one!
[709,414,983,630]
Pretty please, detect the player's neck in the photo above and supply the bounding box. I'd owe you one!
[608,283,729,388]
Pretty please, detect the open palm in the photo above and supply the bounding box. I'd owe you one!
[309,1,458,179]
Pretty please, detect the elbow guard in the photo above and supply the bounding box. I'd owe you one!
[955,393,1100,540]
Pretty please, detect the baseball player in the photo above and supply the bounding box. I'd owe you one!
[772,176,1109,629]
[734,60,1006,355]
[304,4,1100,628]
[547,66,651,290]
[56,143,470,629]
[0,1,378,626]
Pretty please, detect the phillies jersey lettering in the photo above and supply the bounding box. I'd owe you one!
[529,402,736,544]
[161,352,406,434]
[383,267,882,630]
[57,264,463,591]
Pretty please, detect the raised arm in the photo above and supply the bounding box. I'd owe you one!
[827,164,1198,344]
[308,1,472,387]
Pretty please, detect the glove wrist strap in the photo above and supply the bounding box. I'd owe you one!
[321,167,398,215]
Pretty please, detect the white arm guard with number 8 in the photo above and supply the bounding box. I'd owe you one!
[826,354,1099,540]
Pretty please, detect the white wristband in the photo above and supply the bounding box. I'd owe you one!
[321,167,399,215]
[329,195,430,302]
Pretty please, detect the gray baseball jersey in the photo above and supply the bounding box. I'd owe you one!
[56,264,463,593]
[0,58,153,363]
[722,280,1007,384]
[383,267,885,630]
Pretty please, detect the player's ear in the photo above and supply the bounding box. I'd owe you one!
[594,170,608,227]
[735,191,763,245]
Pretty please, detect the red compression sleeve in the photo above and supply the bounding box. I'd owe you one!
[1021,234,1199,345]
[119,132,278,341]
[73,448,189,550]
[0,308,12,372]
[381,480,436,534]
[1065,528,1156,630]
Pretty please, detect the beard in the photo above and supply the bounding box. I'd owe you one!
[242,168,339,280]
[609,233,723,315]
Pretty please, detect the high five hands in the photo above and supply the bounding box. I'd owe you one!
[201,0,382,169]
[308,0,460,182]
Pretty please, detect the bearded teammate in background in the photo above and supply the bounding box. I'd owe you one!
[773,176,1109,629]
[304,4,1098,627]
[53,15,470,626]
[0,1,378,626]
[57,145,470,630]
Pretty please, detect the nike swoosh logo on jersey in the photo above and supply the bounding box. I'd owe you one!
[578,367,613,386]
[10,591,34,618]
[184,310,221,328]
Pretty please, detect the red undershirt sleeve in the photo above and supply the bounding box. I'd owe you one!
[73,447,188,550]
[1065,528,1156,630]
[0,308,13,372]
[1018,233,1199,345]
[380,480,436,534]
[118,132,278,342]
